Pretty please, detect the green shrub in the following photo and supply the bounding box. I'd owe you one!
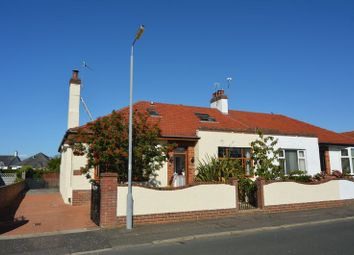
[0,168,16,173]
[45,156,61,172]
[286,170,312,182]
[251,130,282,181]
[196,155,256,203]
[238,178,257,203]
[195,155,245,183]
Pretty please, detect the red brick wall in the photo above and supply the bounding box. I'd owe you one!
[265,199,354,212]
[117,208,239,226]
[167,155,174,185]
[324,149,331,174]
[256,178,265,209]
[100,172,118,228]
[72,190,91,206]
[0,181,26,209]
[187,146,195,184]
[42,172,59,188]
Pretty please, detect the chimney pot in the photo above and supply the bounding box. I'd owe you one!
[72,70,79,80]
[210,89,228,114]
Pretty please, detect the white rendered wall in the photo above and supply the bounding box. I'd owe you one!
[264,180,354,206]
[338,180,354,200]
[71,153,91,190]
[329,146,343,172]
[196,131,321,175]
[152,161,168,187]
[59,149,66,198]
[210,99,228,114]
[67,84,80,129]
[60,145,91,204]
[59,146,73,204]
[264,181,340,206]
[117,184,236,216]
[276,135,321,175]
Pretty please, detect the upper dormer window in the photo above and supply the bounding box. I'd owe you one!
[147,108,159,117]
[195,112,216,122]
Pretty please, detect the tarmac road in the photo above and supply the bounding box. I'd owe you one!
[103,219,354,255]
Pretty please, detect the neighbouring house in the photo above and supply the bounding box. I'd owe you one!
[0,152,21,170]
[18,152,50,169]
[342,131,354,138]
[59,70,354,205]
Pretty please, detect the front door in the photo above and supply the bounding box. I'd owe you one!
[174,154,186,176]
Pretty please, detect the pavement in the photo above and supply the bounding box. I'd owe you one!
[0,189,96,237]
[1,204,354,255]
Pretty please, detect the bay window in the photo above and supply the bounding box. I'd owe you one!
[341,148,354,174]
[279,149,307,174]
[218,147,252,175]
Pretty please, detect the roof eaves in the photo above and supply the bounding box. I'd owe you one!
[197,127,318,138]
[160,135,200,141]
[319,142,354,147]
[58,129,79,152]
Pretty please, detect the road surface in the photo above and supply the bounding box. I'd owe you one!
[102,219,354,255]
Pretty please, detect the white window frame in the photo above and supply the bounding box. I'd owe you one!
[279,149,307,174]
[341,147,354,175]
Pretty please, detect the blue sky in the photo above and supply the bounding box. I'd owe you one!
[1,0,353,158]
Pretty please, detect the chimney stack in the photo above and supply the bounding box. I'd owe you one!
[210,89,228,114]
[67,70,81,129]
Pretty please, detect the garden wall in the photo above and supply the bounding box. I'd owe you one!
[0,181,25,209]
[263,179,354,207]
[117,184,237,223]
[42,172,59,188]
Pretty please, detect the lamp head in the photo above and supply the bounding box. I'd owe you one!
[135,25,145,41]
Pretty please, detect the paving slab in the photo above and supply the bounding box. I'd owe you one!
[0,190,96,237]
[2,204,354,255]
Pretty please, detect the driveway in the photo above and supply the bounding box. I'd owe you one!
[0,189,97,237]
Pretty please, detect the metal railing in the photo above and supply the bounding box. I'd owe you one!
[0,173,16,186]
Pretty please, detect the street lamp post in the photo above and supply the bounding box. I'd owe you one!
[127,25,145,230]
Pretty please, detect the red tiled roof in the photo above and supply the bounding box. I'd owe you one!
[68,101,354,146]
[342,131,354,139]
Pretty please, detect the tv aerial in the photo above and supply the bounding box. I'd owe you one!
[80,60,94,121]
[226,77,232,88]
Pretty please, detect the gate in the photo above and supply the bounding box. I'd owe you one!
[238,179,258,210]
[90,181,100,225]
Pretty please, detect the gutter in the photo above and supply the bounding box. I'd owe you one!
[160,135,200,142]
[57,129,78,152]
[319,142,354,147]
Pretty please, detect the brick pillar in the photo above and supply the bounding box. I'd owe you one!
[324,149,331,175]
[167,154,174,185]
[100,172,118,228]
[256,178,265,209]
[230,179,239,210]
[187,146,195,184]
